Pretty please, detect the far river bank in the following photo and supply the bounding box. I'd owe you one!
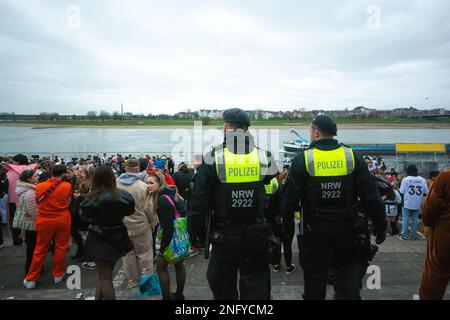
[1,122,449,130]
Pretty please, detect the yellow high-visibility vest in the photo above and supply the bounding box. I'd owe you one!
[264,177,279,195]
[304,145,355,177]
[214,146,268,183]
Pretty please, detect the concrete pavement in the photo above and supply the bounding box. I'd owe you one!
[1,224,449,300]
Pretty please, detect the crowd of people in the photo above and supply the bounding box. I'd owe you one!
[362,154,442,241]
[364,155,387,173]
[359,155,449,299]
[0,147,448,300]
[0,153,196,299]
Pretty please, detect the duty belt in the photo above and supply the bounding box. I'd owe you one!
[215,220,255,233]
[305,207,358,222]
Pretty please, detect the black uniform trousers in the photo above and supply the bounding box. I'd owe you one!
[300,221,368,300]
[207,231,271,300]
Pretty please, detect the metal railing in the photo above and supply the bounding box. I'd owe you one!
[1,150,448,173]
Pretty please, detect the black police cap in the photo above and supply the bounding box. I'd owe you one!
[311,114,337,136]
[223,108,250,126]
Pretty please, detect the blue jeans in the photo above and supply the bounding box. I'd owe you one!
[401,208,419,239]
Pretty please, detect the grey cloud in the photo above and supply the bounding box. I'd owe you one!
[0,0,449,114]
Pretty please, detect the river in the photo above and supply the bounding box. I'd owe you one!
[1,126,449,171]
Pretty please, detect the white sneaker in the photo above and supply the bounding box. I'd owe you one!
[82,262,96,270]
[416,233,427,240]
[286,264,296,274]
[54,274,65,284]
[23,279,36,289]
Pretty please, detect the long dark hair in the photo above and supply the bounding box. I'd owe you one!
[87,165,119,199]
[385,187,396,201]
[13,154,29,165]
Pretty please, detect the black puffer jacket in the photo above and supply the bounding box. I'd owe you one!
[80,189,135,227]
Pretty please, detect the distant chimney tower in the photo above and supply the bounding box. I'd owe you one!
[121,103,123,117]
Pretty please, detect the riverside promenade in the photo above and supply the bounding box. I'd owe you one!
[1,224,449,300]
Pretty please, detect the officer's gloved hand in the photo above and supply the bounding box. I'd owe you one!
[374,224,386,244]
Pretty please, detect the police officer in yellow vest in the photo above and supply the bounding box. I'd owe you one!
[281,114,386,300]
[189,108,278,300]
[264,177,279,196]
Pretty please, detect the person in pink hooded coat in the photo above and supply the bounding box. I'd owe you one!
[3,154,38,245]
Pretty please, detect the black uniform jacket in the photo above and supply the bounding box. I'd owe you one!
[280,138,385,228]
[188,134,279,239]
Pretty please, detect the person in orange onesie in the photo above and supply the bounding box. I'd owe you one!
[23,165,73,289]
[419,170,450,299]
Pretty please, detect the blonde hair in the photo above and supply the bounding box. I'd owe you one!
[146,173,167,217]
[78,165,95,195]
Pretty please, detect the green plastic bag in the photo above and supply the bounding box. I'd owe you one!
[158,195,191,264]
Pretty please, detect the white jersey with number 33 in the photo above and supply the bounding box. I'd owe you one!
[400,176,429,210]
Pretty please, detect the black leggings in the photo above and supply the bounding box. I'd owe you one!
[281,231,295,266]
[24,230,37,275]
[9,203,22,245]
[156,255,186,300]
[273,224,295,266]
[95,259,118,300]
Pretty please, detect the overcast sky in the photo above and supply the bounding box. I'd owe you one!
[1,0,449,115]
